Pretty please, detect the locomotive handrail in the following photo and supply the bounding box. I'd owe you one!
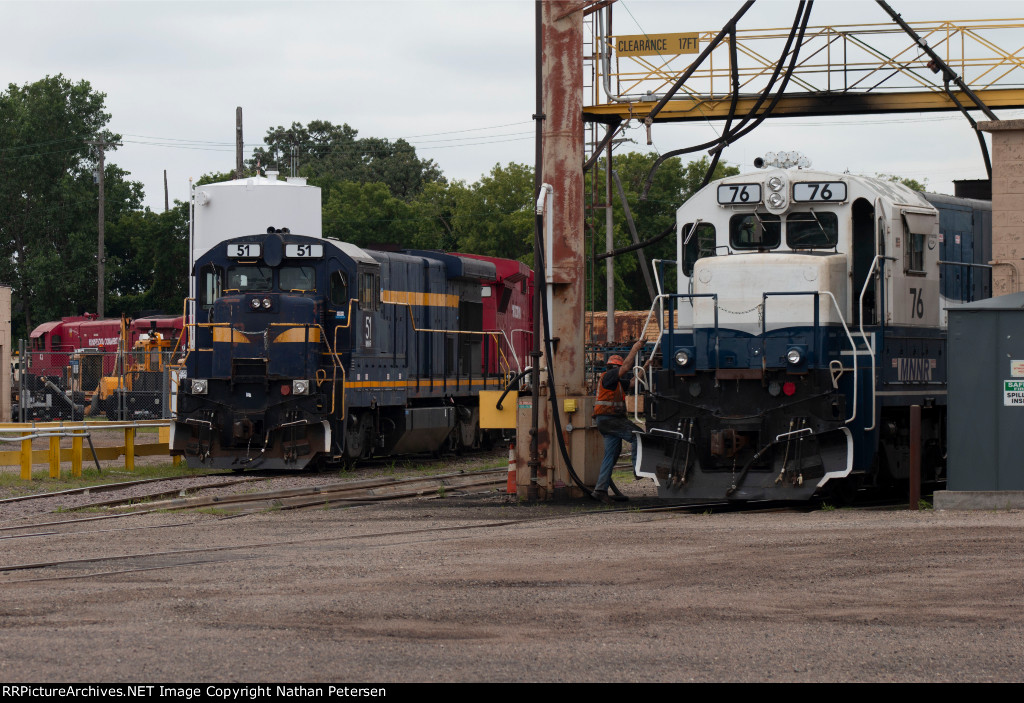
[761,290,859,424]
[633,292,720,422]
[859,255,886,432]
[316,323,345,420]
[487,328,521,376]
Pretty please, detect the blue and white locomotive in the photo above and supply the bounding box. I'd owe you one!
[170,228,514,470]
[635,153,991,501]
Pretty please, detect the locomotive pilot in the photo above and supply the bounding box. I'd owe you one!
[592,338,645,504]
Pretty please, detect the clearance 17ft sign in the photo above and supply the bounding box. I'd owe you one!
[616,33,699,57]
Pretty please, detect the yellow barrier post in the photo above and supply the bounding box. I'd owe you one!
[125,426,135,472]
[159,425,180,467]
[71,435,83,478]
[48,434,60,479]
[20,431,32,481]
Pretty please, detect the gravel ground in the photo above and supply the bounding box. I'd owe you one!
[1,459,1022,683]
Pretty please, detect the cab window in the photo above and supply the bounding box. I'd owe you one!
[200,265,223,310]
[681,222,717,276]
[279,266,316,292]
[787,212,838,249]
[330,271,349,306]
[359,270,379,311]
[730,213,780,249]
[226,265,272,292]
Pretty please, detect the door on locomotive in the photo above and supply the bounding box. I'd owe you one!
[636,162,956,502]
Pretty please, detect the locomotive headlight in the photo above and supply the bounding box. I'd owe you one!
[192,379,208,394]
[292,379,310,395]
[250,298,261,310]
[767,176,784,192]
[674,349,691,367]
[786,348,803,365]
[768,192,786,208]
[262,297,272,309]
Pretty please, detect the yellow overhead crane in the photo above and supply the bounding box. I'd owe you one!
[582,3,1024,124]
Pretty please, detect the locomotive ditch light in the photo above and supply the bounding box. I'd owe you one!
[192,379,208,394]
[785,346,809,374]
[292,379,311,395]
[674,347,696,376]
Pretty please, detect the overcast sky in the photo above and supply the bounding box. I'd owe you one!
[5,0,1024,211]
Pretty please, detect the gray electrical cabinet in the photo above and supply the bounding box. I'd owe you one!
[947,292,1024,491]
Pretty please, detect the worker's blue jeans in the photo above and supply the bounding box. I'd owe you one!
[594,414,639,492]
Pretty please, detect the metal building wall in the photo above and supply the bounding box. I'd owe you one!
[948,293,1024,490]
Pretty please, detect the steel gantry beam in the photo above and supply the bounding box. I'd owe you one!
[585,12,1024,124]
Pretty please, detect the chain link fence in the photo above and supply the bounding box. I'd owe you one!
[15,341,174,423]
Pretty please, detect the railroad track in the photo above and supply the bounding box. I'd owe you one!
[97,468,509,515]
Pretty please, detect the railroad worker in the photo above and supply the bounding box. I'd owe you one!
[592,338,645,504]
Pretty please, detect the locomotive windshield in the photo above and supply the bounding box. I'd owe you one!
[227,265,272,292]
[280,266,317,292]
[786,211,838,249]
[730,213,781,249]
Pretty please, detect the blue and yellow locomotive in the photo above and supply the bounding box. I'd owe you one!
[170,228,519,469]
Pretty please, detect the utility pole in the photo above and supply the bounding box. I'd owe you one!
[236,107,244,179]
[605,142,614,343]
[90,139,116,318]
[164,169,169,212]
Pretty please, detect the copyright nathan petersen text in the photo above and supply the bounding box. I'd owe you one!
[2,687,385,700]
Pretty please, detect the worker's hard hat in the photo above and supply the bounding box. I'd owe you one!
[607,354,625,366]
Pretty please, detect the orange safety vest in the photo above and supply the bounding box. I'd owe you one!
[594,376,626,416]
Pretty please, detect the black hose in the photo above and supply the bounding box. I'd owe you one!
[640,0,811,200]
[595,223,674,262]
[495,367,532,411]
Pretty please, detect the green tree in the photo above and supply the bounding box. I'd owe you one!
[249,120,442,201]
[450,162,535,263]
[320,179,414,249]
[590,153,739,311]
[407,180,467,252]
[0,75,128,338]
[105,201,189,317]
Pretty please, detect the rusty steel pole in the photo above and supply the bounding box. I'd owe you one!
[516,0,601,500]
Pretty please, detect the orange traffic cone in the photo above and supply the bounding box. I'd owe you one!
[506,441,517,494]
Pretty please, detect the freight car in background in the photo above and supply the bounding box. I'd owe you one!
[18,313,184,421]
[171,229,533,469]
